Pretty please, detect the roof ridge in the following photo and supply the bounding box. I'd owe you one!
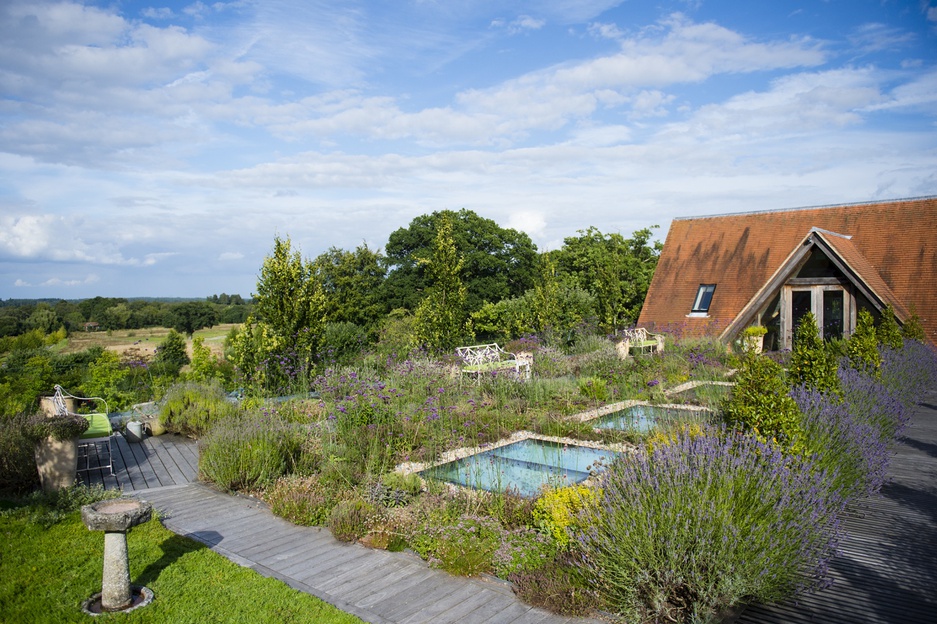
[809,227,852,239]
[672,195,937,222]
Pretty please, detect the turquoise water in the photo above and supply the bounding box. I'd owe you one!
[421,439,617,498]
[592,404,706,432]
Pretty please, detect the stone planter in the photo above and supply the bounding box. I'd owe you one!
[742,335,764,354]
[35,436,78,492]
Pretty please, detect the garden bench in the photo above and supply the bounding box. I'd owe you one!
[455,343,531,382]
[51,385,114,475]
[617,328,664,358]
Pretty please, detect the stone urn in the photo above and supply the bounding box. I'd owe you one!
[81,498,154,614]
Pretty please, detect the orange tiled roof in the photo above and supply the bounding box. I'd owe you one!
[637,196,937,346]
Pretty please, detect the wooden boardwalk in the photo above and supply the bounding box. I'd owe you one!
[136,483,601,624]
[77,432,198,491]
[738,388,937,624]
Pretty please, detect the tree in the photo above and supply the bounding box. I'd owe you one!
[169,301,219,337]
[789,312,840,395]
[382,209,538,313]
[553,226,661,332]
[413,214,472,352]
[230,236,326,392]
[153,330,190,377]
[312,244,386,328]
[25,303,60,334]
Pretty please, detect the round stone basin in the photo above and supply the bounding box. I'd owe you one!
[82,498,152,532]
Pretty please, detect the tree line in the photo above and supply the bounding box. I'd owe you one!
[229,209,660,392]
[0,295,251,338]
[0,208,660,408]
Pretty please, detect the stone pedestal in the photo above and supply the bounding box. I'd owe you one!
[81,498,153,613]
[35,436,78,492]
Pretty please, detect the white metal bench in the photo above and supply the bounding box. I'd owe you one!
[617,328,665,358]
[51,385,114,475]
[455,343,531,382]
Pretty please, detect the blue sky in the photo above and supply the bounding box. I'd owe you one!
[1,0,935,299]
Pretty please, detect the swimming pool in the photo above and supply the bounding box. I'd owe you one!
[420,438,617,498]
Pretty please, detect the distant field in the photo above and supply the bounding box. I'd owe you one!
[62,323,240,359]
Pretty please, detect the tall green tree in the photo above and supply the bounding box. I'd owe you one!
[169,301,219,336]
[413,215,472,352]
[553,226,660,332]
[230,236,325,391]
[312,244,386,328]
[382,209,538,313]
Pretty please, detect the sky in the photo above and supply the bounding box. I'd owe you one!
[1,1,936,300]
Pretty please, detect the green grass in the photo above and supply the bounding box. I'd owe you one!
[0,505,361,624]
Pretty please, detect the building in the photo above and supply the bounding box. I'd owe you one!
[637,196,937,349]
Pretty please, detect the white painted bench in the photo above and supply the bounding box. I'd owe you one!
[456,343,531,381]
[616,328,665,358]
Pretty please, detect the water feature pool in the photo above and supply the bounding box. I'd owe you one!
[591,404,710,433]
[420,438,617,498]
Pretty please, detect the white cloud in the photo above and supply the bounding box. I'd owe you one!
[219,251,244,261]
[658,67,885,143]
[491,15,547,35]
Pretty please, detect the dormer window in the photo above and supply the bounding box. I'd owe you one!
[691,284,716,315]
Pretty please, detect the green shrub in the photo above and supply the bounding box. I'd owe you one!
[266,475,345,526]
[901,308,927,342]
[532,485,598,548]
[26,411,89,442]
[846,309,881,377]
[428,514,502,576]
[0,413,40,494]
[159,380,239,437]
[788,312,840,395]
[198,412,303,491]
[876,305,903,350]
[328,499,376,542]
[508,554,597,617]
[722,354,804,453]
[578,376,609,402]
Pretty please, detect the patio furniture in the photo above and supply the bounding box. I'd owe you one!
[456,343,531,382]
[618,328,665,358]
[52,385,114,475]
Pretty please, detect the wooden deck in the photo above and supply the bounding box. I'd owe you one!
[738,388,937,624]
[77,432,198,491]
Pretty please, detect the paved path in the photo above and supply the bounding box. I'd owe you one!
[135,483,601,624]
[738,388,937,624]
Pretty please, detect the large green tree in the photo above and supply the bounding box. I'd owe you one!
[553,226,661,332]
[382,209,538,313]
[230,236,326,391]
[168,301,218,336]
[413,215,472,352]
[312,244,386,328]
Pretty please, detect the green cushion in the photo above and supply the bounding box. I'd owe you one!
[463,360,517,373]
[80,413,112,439]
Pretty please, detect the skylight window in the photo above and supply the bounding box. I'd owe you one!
[692,284,716,314]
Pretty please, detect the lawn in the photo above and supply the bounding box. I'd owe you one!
[0,497,360,624]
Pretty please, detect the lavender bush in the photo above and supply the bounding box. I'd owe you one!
[577,426,845,622]
[838,363,910,440]
[792,386,889,499]
[879,340,937,407]
[199,411,304,490]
